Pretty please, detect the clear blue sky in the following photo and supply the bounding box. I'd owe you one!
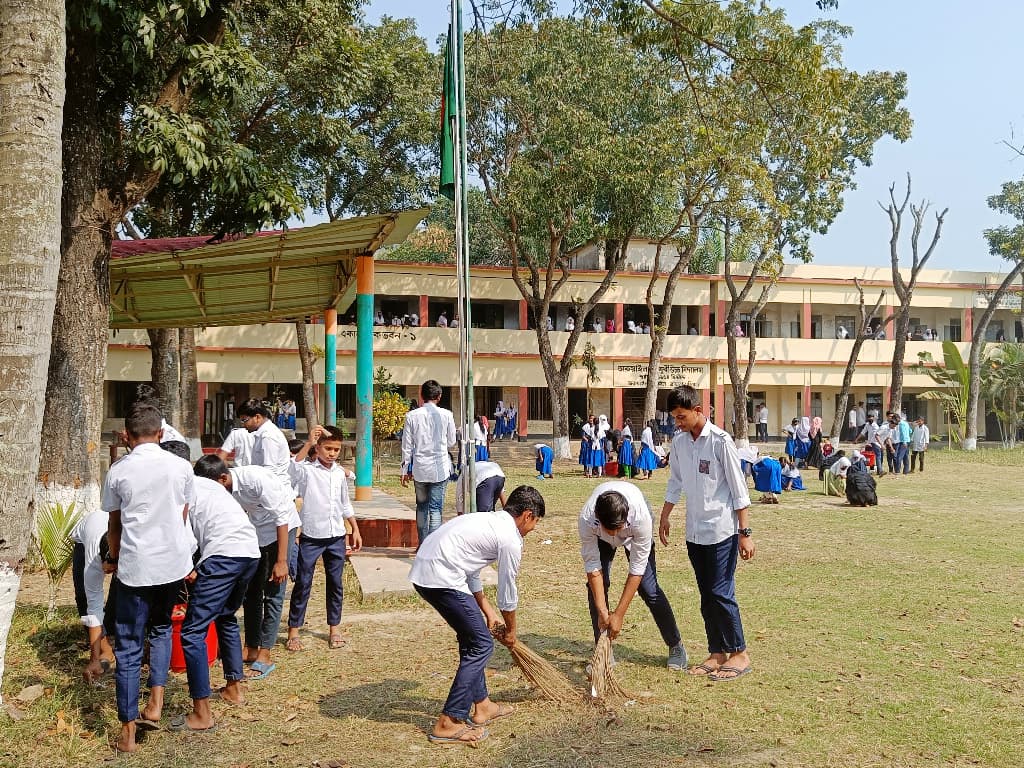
[365,1,1024,272]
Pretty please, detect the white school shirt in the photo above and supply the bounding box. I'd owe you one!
[473,461,505,487]
[781,465,801,479]
[758,407,768,424]
[621,425,632,439]
[664,420,751,546]
[101,443,195,588]
[160,419,186,444]
[401,402,457,483]
[911,424,930,451]
[578,481,653,577]
[409,511,523,611]
[859,421,880,445]
[876,423,892,445]
[229,465,299,547]
[291,459,355,539]
[71,510,109,628]
[472,421,487,446]
[190,477,260,563]
[641,426,657,451]
[251,419,291,483]
[220,427,254,466]
[848,409,858,428]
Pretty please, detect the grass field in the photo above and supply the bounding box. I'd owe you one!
[2,448,1022,767]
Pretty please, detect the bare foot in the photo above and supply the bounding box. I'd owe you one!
[185,711,215,730]
[687,653,727,676]
[115,722,138,753]
[217,683,246,706]
[471,700,513,725]
[429,715,488,744]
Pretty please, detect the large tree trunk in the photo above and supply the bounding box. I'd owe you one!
[0,0,65,702]
[964,261,1024,450]
[295,318,319,432]
[178,327,200,439]
[148,328,181,426]
[37,24,112,531]
[535,325,571,456]
[889,302,912,413]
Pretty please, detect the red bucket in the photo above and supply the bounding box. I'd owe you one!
[170,603,219,673]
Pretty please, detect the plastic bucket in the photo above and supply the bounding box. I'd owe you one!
[170,603,219,673]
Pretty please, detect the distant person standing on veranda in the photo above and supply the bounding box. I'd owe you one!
[402,380,457,544]
[659,385,755,682]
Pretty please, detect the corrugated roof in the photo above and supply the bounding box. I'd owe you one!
[109,210,428,329]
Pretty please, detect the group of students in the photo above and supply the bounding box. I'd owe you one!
[71,389,362,753]
[854,411,930,476]
[491,401,519,440]
[579,415,664,480]
[408,384,757,746]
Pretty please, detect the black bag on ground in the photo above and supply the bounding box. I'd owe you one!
[845,468,878,506]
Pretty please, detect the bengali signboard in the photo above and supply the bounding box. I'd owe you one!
[974,290,1023,311]
[613,362,709,389]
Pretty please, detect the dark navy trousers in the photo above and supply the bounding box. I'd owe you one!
[287,535,347,628]
[686,535,746,654]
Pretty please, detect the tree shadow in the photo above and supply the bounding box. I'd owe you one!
[318,678,439,733]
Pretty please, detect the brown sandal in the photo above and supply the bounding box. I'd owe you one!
[329,635,347,649]
[285,637,303,652]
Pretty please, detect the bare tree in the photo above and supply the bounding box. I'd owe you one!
[147,329,182,427]
[0,0,65,700]
[882,175,948,413]
[178,328,200,440]
[830,278,886,444]
[295,317,320,432]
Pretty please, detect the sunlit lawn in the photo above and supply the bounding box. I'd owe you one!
[2,447,1022,767]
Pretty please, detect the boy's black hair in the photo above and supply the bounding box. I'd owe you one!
[194,454,230,480]
[420,379,443,402]
[288,438,307,454]
[317,425,344,443]
[504,485,545,519]
[594,490,629,530]
[160,440,191,462]
[237,398,271,419]
[125,402,163,438]
[666,385,700,411]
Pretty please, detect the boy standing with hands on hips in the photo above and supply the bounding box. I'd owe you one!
[658,385,756,682]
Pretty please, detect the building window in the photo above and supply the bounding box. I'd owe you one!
[811,392,823,419]
[528,387,552,423]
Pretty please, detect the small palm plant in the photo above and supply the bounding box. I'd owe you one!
[33,501,79,621]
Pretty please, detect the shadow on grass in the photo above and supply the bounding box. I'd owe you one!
[318,678,439,733]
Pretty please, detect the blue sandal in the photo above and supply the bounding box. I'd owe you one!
[246,661,276,681]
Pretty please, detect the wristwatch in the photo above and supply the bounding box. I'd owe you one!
[738,527,752,537]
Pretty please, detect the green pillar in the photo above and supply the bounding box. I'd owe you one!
[325,309,337,426]
[355,256,373,501]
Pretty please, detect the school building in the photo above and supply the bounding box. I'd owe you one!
[103,239,1022,444]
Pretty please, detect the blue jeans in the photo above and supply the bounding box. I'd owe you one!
[288,535,346,628]
[587,539,681,648]
[869,443,883,475]
[413,585,492,721]
[686,536,746,655]
[243,528,296,650]
[181,556,258,700]
[414,480,448,545]
[112,578,183,722]
[894,442,910,474]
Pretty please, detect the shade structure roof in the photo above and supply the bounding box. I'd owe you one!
[108,209,428,329]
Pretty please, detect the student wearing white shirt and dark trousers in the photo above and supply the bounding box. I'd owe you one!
[473,460,506,512]
[71,509,114,683]
[238,398,292,484]
[409,485,546,746]
[659,386,755,682]
[286,426,363,652]
[194,456,297,682]
[217,426,254,466]
[401,380,457,545]
[579,482,687,670]
[102,403,196,753]
[910,417,930,472]
[172,476,261,733]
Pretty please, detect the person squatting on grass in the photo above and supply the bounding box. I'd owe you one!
[172,475,261,733]
[102,402,196,753]
[71,509,115,684]
[409,485,546,746]
[579,481,688,671]
[286,426,363,652]
[401,379,457,544]
[194,456,297,682]
[659,385,756,682]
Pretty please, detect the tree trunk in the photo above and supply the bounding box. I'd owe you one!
[37,23,112,535]
[643,328,667,425]
[148,328,181,427]
[295,317,319,433]
[831,282,886,444]
[889,302,912,413]
[964,260,1024,449]
[0,0,65,702]
[178,327,199,439]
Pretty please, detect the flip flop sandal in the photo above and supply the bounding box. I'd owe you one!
[134,718,161,731]
[709,665,753,682]
[687,663,719,677]
[328,635,347,649]
[168,715,219,734]
[286,637,304,652]
[245,661,276,681]
[427,725,489,746]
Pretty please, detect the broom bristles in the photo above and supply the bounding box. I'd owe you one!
[588,632,632,701]
[491,626,579,704]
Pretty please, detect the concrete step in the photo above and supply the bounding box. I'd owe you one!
[349,546,497,601]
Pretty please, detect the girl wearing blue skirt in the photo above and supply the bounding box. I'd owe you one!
[588,416,605,476]
[580,417,595,476]
[634,419,660,480]
[618,418,635,478]
[472,415,489,462]
[535,443,554,479]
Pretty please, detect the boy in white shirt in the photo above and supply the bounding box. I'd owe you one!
[285,426,363,651]
[171,475,261,733]
[409,485,545,746]
[217,426,254,466]
[400,380,457,544]
[71,509,114,683]
[193,455,296,682]
[473,460,506,513]
[102,403,196,753]
[911,417,930,473]
[579,481,687,670]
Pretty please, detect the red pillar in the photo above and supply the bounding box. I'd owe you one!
[801,301,812,339]
[701,388,711,417]
[519,300,529,330]
[517,386,529,440]
[963,307,973,340]
[612,387,624,428]
[613,302,624,334]
[803,385,812,418]
[716,300,727,336]
[700,303,710,336]
[418,294,429,326]
[714,382,726,428]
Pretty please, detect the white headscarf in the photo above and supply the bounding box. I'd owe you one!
[597,415,610,439]
[796,416,811,441]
